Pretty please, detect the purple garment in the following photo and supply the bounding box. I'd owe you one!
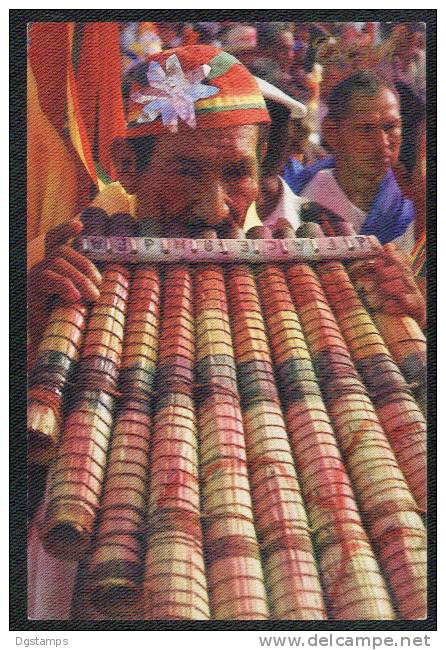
[283,156,414,245]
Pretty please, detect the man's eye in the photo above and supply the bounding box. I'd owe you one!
[177,167,203,180]
[225,165,250,180]
[359,125,375,134]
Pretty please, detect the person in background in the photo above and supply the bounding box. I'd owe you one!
[120,22,163,73]
[255,23,296,75]
[193,22,222,47]
[317,23,376,109]
[245,77,307,231]
[387,23,426,101]
[153,22,185,49]
[219,24,258,67]
[284,70,416,253]
[385,25,426,181]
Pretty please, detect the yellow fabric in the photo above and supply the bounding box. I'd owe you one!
[66,23,100,189]
[244,202,262,231]
[27,63,79,269]
[90,182,137,217]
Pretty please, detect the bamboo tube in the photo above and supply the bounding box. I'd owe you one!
[28,304,89,466]
[315,218,426,416]
[255,262,395,620]
[316,261,426,513]
[143,266,210,620]
[71,556,144,620]
[194,264,269,620]
[371,313,426,410]
[27,208,112,466]
[40,264,130,560]
[225,264,327,620]
[86,266,160,616]
[287,262,426,619]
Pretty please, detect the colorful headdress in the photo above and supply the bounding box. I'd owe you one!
[126,45,270,137]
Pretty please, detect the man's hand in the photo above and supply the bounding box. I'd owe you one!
[348,243,426,329]
[28,220,102,344]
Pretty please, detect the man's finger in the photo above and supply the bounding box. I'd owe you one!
[40,269,81,304]
[382,243,412,268]
[50,257,101,302]
[45,220,84,254]
[382,242,398,254]
[348,258,377,278]
[380,278,413,297]
[58,245,102,286]
[374,263,404,282]
[361,289,384,311]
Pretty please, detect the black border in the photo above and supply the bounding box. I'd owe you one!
[11,7,437,633]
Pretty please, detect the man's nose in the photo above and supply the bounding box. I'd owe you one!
[192,182,231,226]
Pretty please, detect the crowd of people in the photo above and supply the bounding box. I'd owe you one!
[27,21,427,354]
[119,21,426,254]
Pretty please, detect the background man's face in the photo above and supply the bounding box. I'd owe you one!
[276,31,295,71]
[334,87,402,180]
[135,125,260,236]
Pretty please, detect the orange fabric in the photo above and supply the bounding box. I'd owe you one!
[28,22,69,135]
[66,57,99,186]
[27,63,78,255]
[75,24,98,153]
[28,22,95,218]
[182,25,200,46]
[27,23,98,268]
[76,22,126,180]
[139,22,158,37]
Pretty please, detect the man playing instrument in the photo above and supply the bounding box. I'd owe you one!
[28,45,425,351]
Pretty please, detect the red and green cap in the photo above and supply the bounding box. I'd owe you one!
[126,44,270,138]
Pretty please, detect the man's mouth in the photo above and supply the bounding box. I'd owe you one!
[186,219,212,238]
[158,211,237,239]
[186,216,244,239]
[216,220,245,239]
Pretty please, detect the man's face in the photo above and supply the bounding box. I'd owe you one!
[276,31,295,71]
[333,88,402,181]
[134,125,261,237]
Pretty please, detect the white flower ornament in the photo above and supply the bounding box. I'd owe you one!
[132,54,220,133]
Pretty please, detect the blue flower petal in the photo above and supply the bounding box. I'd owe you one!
[173,98,196,128]
[165,54,186,84]
[160,102,178,127]
[186,83,219,101]
[142,98,163,117]
[147,61,166,85]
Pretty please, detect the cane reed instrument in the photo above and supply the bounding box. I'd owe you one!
[27,208,427,620]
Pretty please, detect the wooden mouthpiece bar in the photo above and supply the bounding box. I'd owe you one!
[75,234,381,265]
